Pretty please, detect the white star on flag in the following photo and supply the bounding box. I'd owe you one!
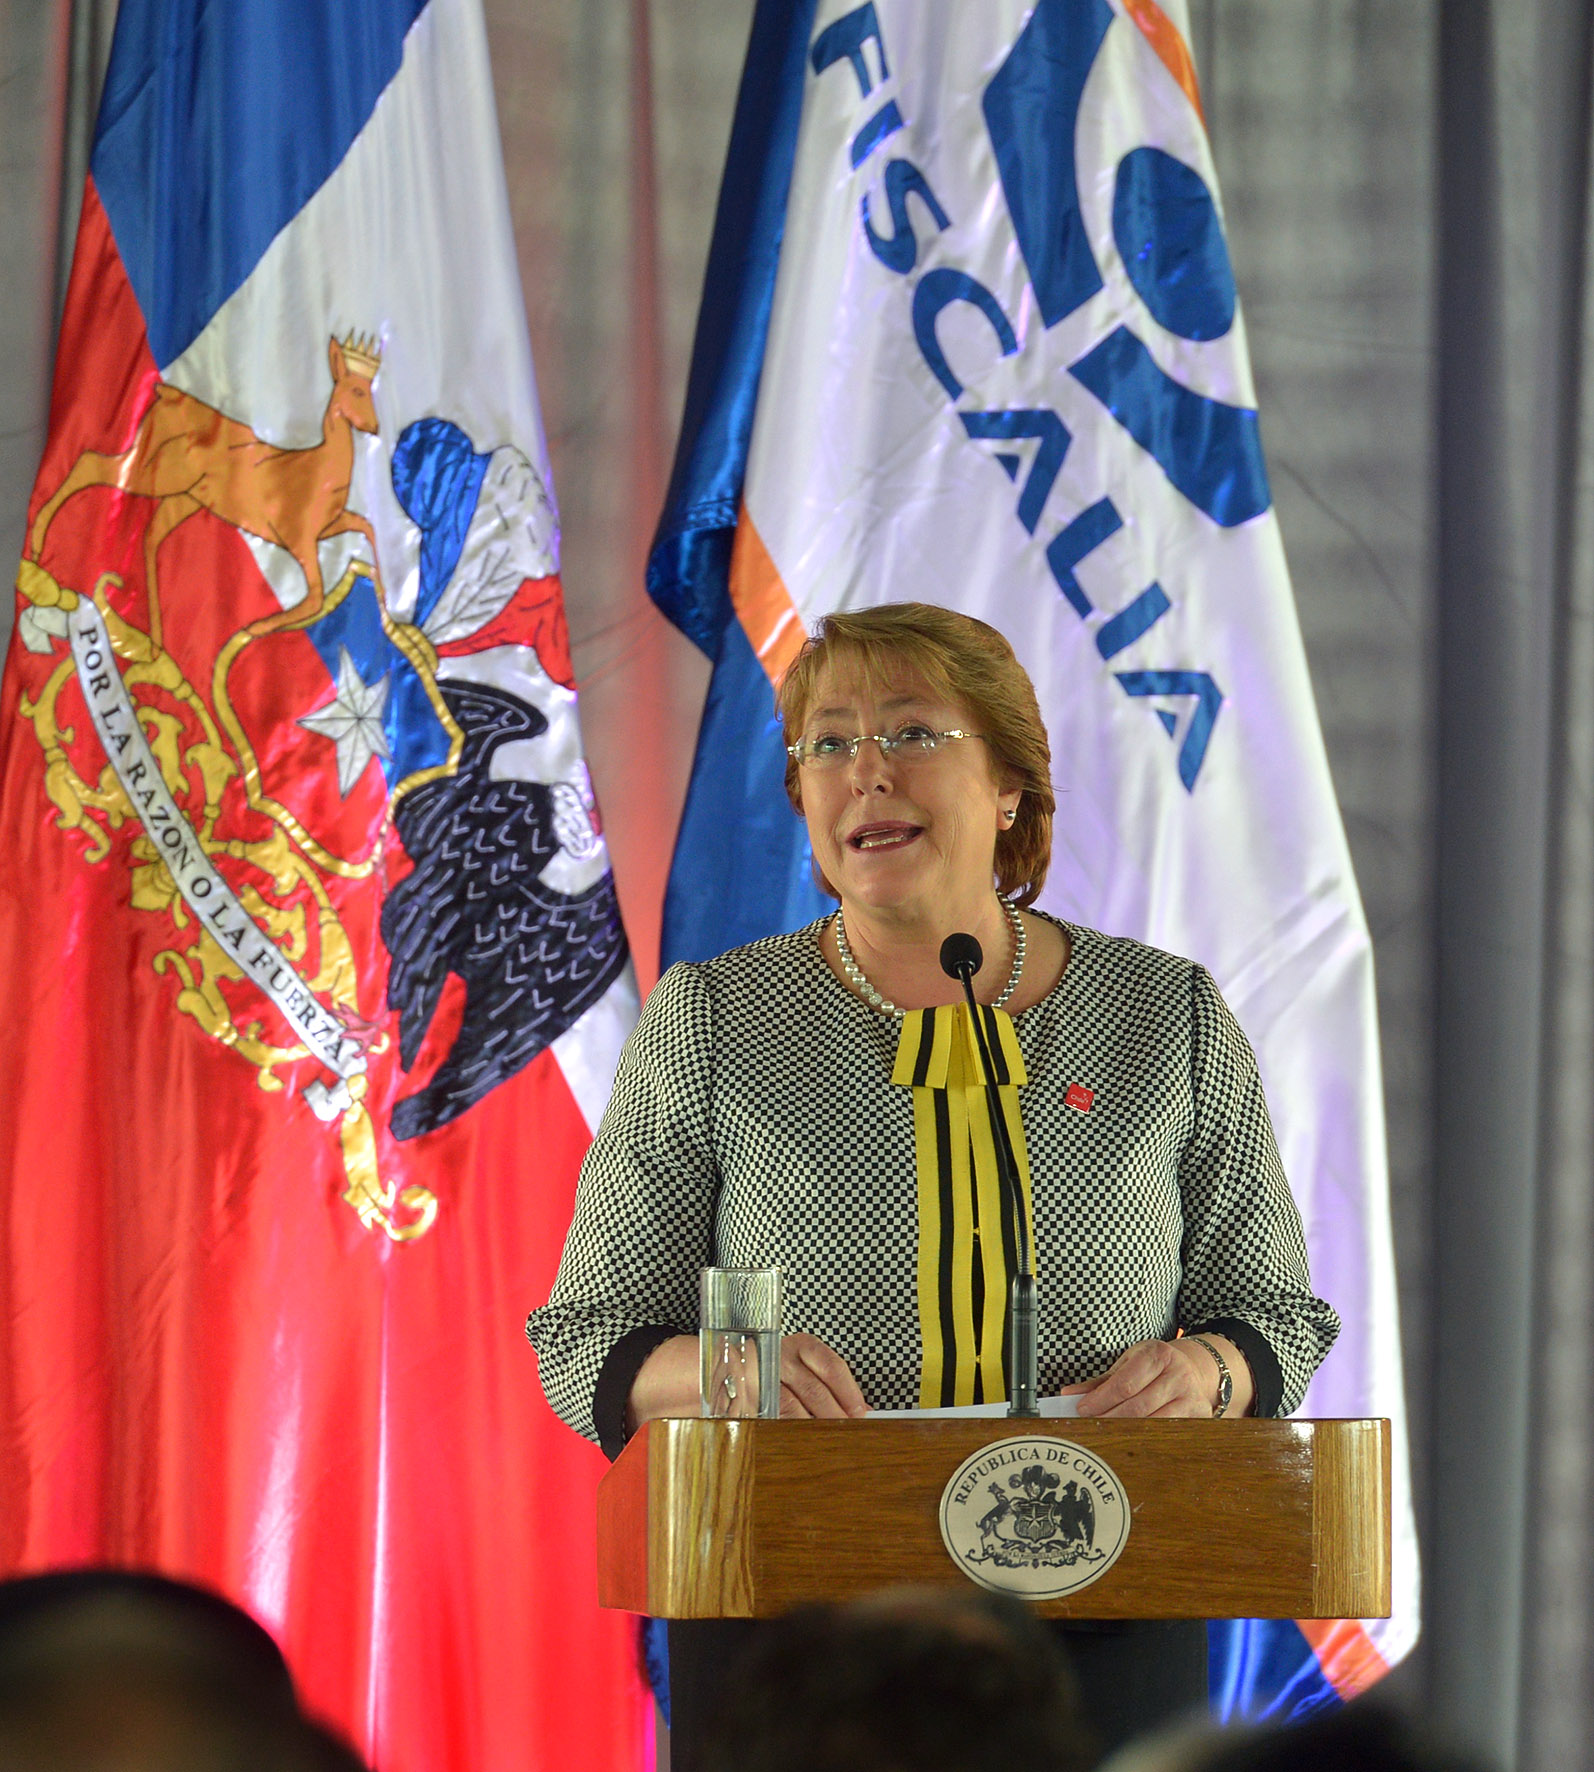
[297,647,391,795]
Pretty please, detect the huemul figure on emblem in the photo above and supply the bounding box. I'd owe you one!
[27,334,386,648]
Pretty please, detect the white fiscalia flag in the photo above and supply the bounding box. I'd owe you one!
[649,0,1416,1711]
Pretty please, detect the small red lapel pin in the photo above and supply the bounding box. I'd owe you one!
[1065,1083,1094,1113]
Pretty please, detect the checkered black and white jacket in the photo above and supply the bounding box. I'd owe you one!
[526,918,1340,1450]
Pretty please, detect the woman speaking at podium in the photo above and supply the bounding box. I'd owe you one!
[527,602,1339,1757]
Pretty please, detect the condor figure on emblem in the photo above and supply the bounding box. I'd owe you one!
[527,604,1340,1763]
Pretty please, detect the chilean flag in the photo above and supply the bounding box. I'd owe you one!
[649,0,1417,1717]
[0,2,645,1768]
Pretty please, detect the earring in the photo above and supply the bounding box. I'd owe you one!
[1004,807,1018,823]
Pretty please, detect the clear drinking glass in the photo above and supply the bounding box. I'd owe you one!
[699,1266,783,1420]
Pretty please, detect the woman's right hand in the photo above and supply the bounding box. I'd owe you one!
[776,1333,870,1418]
[626,1332,869,1433]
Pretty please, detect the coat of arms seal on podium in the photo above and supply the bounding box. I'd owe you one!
[939,1437,1131,1601]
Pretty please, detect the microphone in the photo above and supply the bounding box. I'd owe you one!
[939,932,1039,1418]
[939,931,983,978]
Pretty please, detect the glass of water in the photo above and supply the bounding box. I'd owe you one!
[700,1266,783,1420]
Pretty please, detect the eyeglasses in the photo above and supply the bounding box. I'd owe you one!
[786,725,986,770]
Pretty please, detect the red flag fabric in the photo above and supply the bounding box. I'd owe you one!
[0,3,645,1768]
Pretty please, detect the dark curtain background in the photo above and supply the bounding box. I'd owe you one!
[3,3,1593,1766]
[1430,6,1594,1767]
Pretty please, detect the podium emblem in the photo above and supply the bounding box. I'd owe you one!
[939,1437,1131,1601]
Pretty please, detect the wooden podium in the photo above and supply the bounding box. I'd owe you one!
[597,1417,1391,1620]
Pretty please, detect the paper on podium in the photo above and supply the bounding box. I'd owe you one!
[867,1395,1081,1420]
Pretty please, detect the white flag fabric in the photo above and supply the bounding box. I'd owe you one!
[649,0,1416,1709]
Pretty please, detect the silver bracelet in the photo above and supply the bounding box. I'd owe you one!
[1187,1334,1233,1418]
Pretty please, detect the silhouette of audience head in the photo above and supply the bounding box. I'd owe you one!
[1104,1700,1495,1772]
[0,1570,366,1771]
[699,1585,1094,1772]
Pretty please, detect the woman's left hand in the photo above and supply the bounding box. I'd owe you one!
[1065,1335,1253,1419]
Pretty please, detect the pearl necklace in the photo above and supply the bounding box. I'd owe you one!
[833,899,1027,1019]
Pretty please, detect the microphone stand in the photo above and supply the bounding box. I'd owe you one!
[940,934,1039,1418]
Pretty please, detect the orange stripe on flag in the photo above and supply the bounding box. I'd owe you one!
[1122,0,1205,124]
[731,504,807,685]
[1295,1619,1391,1700]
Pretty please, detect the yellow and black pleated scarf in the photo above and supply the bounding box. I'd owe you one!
[892,1003,1035,1408]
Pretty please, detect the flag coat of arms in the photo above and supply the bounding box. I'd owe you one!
[0,1,644,1767]
[649,0,1417,1714]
